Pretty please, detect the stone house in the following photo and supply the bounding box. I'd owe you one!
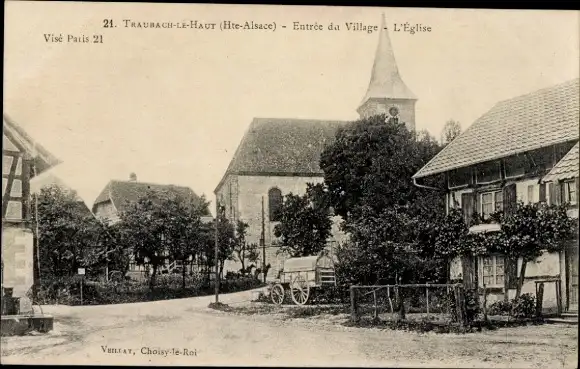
[412,78,579,313]
[92,173,210,276]
[2,114,61,313]
[215,14,417,280]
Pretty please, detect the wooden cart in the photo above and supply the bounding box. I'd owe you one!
[268,251,336,305]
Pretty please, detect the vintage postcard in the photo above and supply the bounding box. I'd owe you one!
[2,1,579,367]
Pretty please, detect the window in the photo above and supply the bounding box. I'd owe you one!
[482,255,505,287]
[563,180,577,205]
[504,154,530,179]
[527,185,535,204]
[449,167,472,188]
[476,161,502,184]
[268,187,283,222]
[481,190,503,218]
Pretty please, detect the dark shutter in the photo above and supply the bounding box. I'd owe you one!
[549,182,562,205]
[576,177,579,203]
[539,183,547,203]
[461,193,475,225]
[503,183,517,216]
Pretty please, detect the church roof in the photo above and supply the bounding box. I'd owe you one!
[3,113,62,175]
[215,117,347,193]
[358,13,417,111]
[413,78,580,179]
[93,179,208,215]
[543,142,579,183]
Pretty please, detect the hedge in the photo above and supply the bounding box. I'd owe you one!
[31,274,264,306]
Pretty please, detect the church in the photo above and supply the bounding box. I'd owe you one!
[214,14,418,280]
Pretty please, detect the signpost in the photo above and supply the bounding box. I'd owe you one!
[78,268,85,305]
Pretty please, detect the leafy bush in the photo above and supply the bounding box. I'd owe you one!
[511,293,536,319]
[488,299,513,316]
[488,294,535,319]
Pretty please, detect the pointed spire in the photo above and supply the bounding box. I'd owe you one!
[359,13,417,108]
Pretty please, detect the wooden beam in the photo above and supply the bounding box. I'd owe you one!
[2,156,19,218]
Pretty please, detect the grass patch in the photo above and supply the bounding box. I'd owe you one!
[284,305,348,319]
[344,315,547,334]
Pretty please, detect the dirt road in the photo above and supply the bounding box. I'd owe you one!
[1,289,577,368]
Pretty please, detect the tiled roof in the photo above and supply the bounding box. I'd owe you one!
[3,113,62,175]
[413,78,580,179]
[543,142,579,183]
[215,117,347,192]
[93,180,208,214]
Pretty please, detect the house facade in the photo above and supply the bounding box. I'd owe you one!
[92,173,210,276]
[2,114,61,313]
[215,14,417,280]
[413,78,579,313]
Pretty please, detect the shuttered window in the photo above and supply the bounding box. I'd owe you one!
[563,180,577,205]
[549,182,562,205]
[539,183,547,203]
[527,185,535,204]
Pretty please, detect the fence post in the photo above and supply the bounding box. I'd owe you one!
[482,284,488,322]
[426,284,430,315]
[373,290,378,320]
[350,285,359,323]
[556,280,562,316]
[454,285,466,327]
[535,282,544,318]
[396,278,405,321]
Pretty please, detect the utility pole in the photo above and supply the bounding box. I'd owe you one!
[261,196,266,283]
[214,203,221,303]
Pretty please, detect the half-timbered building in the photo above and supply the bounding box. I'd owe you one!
[412,78,579,314]
[2,114,61,313]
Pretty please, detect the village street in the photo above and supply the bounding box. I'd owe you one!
[0,289,577,368]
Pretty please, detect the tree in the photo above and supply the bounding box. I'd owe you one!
[319,114,445,285]
[97,220,131,279]
[118,190,170,290]
[206,207,236,278]
[440,119,462,146]
[319,114,444,222]
[273,183,332,257]
[31,184,104,279]
[232,220,260,275]
[497,202,575,299]
[163,193,210,289]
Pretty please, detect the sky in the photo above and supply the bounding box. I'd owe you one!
[4,3,579,213]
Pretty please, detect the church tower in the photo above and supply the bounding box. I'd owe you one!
[357,14,417,131]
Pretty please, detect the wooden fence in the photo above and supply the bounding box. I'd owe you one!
[349,283,469,326]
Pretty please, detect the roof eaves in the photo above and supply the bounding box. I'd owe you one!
[414,137,579,180]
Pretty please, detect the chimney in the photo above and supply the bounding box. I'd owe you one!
[129,173,137,182]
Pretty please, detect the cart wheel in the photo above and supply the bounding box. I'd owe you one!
[270,283,285,305]
[291,276,310,305]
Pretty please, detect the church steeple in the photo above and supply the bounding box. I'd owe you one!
[357,13,417,131]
